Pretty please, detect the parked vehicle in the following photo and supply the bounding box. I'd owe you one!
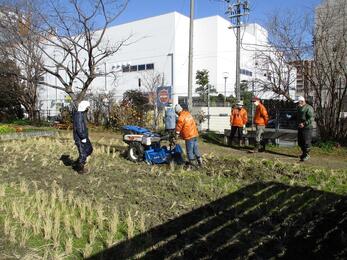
[266,110,297,130]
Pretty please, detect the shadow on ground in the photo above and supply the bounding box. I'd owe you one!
[264,149,299,159]
[60,154,75,166]
[201,132,228,147]
[88,182,347,259]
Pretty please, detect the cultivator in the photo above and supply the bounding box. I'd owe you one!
[122,125,184,165]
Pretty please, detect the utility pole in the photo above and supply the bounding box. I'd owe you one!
[225,0,249,102]
[188,0,194,110]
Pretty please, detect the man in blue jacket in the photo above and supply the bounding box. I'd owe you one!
[73,100,93,174]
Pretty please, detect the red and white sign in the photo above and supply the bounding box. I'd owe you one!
[159,89,169,103]
[157,86,172,107]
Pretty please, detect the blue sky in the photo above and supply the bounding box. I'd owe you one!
[113,0,322,27]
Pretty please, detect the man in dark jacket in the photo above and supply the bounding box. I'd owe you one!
[295,96,314,162]
[73,100,93,174]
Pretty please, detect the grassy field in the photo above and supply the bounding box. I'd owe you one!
[0,131,346,259]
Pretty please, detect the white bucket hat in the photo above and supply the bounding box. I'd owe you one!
[77,100,91,112]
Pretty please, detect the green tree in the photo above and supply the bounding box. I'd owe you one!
[195,70,217,104]
[240,80,253,115]
[0,59,23,121]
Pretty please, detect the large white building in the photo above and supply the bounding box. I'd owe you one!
[39,11,293,116]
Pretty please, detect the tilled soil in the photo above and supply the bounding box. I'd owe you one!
[0,132,346,259]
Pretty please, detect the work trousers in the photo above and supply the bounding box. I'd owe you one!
[75,139,93,164]
[185,137,201,161]
[230,126,243,142]
[255,125,265,144]
[298,128,312,157]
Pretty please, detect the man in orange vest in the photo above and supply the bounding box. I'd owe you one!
[229,101,248,146]
[175,104,202,167]
[252,97,269,152]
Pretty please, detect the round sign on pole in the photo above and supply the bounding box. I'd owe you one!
[159,89,169,104]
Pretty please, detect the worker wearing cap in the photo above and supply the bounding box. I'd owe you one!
[175,104,203,167]
[229,101,248,146]
[73,100,93,174]
[252,97,269,152]
[295,96,314,161]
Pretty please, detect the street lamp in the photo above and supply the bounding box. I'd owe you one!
[223,72,229,106]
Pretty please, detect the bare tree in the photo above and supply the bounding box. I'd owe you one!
[255,11,312,101]
[88,90,116,126]
[1,0,130,109]
[255,49,297,101]
[0,2,44,120]
[259,2,347,141]
[313,0,347,140]
[140,70,162,128]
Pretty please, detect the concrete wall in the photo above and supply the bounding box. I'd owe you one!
[192,107,231,133]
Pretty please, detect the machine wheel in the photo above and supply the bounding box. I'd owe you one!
[127,142,144,162]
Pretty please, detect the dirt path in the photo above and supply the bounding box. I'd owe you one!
[198,141,347,170]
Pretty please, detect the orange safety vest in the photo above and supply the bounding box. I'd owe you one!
[254,103,269,126]
[230,107,248,127]
[175,110,199,140]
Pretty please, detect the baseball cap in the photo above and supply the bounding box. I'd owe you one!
[175,104,183,113]
[294,96,305,103]
[252,97,260,102]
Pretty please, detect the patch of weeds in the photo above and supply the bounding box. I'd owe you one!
[0,180,146,258]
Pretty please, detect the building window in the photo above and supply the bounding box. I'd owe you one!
[122,65,130,72]
[121,63,155,73]
[241,69,252,77]
[138,64,146,71]
[146,63,154,70]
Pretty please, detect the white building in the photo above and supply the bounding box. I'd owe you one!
[39,11,294,116]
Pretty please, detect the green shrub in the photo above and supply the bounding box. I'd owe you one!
[8,119,31,125]
[0,124,16,134]
[313,140,338,151]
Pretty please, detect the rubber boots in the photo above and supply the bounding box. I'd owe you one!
[76,163,88,175]
[248,143,260,153]
[239,140,244,147]
[197,157,203,166]
[259,143,266,152]
[251,142,260,153]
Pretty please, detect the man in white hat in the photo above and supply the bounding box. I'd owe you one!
[295,96,314,161]
[174,103,203,167]
[73,100,93,174]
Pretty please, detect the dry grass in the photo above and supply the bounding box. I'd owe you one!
[0,180,142,258]
[0,134,346,258]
